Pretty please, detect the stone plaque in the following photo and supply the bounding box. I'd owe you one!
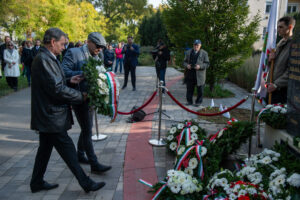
[287,36,300,137]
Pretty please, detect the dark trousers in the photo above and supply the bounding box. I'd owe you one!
[30,131,89,188]
[123,62,136,88]
[6,77,18,90]
[269,87,287,104]
[25,65,31,86]
[186,78,204,104]
[155,67,166,93]
[73,102,98,166]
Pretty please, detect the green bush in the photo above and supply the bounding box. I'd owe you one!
[138,53,154,66]
[228,54,260,92]
[0,76,28,97]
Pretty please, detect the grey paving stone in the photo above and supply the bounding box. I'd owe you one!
[95,189,114,200]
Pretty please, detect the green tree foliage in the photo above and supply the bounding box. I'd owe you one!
[138,10,169,46]
[0,0,107,41]
[90,0,149,42]
[163,0,260,90]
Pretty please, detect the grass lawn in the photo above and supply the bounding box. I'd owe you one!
[0,75,28,97]
[197,107,252,123]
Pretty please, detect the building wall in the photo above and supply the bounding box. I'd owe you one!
[248,0,300,50]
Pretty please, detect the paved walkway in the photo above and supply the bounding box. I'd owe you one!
[0,67,262,200]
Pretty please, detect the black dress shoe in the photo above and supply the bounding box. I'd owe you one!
[31,181,59,193]
[122,85,126,90]
[185,102,193,106]
[78,155,89,164]
[91,163,112,174]
[83,179,105,193]
[132,87,136,91]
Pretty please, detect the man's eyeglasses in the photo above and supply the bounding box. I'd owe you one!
[96,44,105,49]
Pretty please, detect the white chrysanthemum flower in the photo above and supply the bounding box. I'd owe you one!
[170,185,181,193]
[178,146,186,155]
[248,172,262,184]
[287,173,300,188]
[201,146,207,156]
[191,133,198,140]
[167,169,177,177]
[219,178,228,187]
[169,142,177,151]
[96,65,106,73]
[104,88,109,95]
[177,123,184,129]
[99,73,107,80]
[274,174,286,186]
[188,158,198,169]
[187,139,195,146]
[229,193,237,200]
[184,168,194,176]
[260,156,272,165]
[270,107,280,113]
[238,189,247,197]
[190,125,198,133]
[247,187,257,195]
[272,157,278,161]
[169,127,177,134]
[280,108,287,114]
[167,135,174,141]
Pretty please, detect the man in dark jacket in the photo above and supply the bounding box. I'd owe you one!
[122,36,139,91]
[152,39,170,94]
[104,43,115,70]
[21,41,34,86]
[32,39,41,58]
[62,32,112,174]
[30,28,105,193]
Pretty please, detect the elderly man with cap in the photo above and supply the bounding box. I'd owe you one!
[183,39,210,106]
[62,32,112,174]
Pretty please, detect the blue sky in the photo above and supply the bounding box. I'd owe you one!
[148,0,163,8]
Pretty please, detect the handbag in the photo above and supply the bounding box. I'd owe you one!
[130,106,146,122]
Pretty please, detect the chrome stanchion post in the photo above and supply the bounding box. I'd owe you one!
[149,81,166,146]
[92,108,107,141]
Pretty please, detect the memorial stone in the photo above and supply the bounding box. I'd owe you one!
[287,35,300,137]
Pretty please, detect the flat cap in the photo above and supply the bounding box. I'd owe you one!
[88,32,106,47]
[193,39,202,45]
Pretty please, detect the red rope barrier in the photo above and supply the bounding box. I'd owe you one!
[117,91,157,115]
[166,91,248,116]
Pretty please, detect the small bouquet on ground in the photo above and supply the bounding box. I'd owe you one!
[258,104,287,129]
[83,57,120,121]
[166,120,207,154]
[149,170,203,199]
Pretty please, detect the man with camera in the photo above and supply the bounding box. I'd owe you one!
[121,36,139,91]
[184,39,209,106]
[152,39,170,94]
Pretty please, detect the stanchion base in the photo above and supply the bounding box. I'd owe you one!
[92,134,107,141]
[149,138,166,146]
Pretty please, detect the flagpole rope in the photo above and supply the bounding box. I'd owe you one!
[166,91,249,116]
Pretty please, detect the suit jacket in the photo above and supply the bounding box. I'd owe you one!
[32,46,40,58]
[31,47,83,133]
[122,44,139,67]
[62,44,99,92]
[184,49,210,86]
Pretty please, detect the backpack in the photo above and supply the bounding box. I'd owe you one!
[130,106,146,122]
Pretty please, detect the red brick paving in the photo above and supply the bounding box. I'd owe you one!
[123,76,183,200]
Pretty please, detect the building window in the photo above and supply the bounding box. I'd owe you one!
[287,4,298,14]
[262,27,267,40]
[265,1,272,14]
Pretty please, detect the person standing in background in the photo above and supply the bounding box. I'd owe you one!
[104,43,115,70]
[3,41,20,91]
[114,42,123,73]
[21,41,34,86]
[121,36,139,91]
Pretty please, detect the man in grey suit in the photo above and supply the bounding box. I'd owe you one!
[183,39,210,107]
[62,32,111,174]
